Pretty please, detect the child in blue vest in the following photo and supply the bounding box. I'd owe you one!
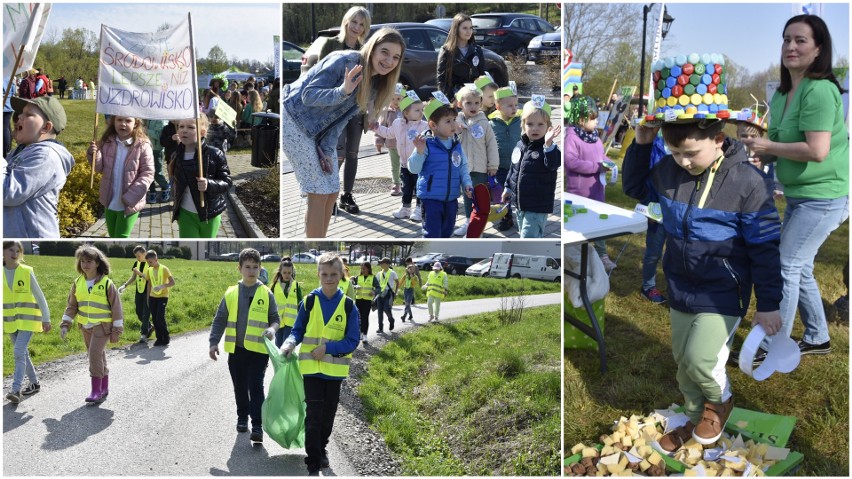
[281,253,360,475]
[408,95,473,238]
[209,248,280,443]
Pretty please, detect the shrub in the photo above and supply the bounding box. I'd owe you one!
[166,247,183,258]
[57,242,79,256]
[58,154,101,237]
[124,244,139,258]
[93,241,109,254]
[107,244,125,258]
[150,244,163,256]
[38,242,58,256]
[179,246,192,260]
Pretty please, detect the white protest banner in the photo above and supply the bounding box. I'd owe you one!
[97,14,198,120]
[273,35,280,79]
[3,3,51,75]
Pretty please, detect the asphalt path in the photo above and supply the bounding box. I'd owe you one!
[3,292,560,476]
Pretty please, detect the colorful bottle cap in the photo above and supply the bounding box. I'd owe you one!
[677,74,689,86]
[702,74,712,85]
[696,84,707,95]
[684,84,696,95]
[671,85,683,97]
[599,214,609,219]
[694,63,706,75]
[686,106,698,114]
[667,96,678,107]
[671,65,682,77]
[661,87,671,98]
[701,53,712,64]
[688,53,700,64]
[690,93,702,105]
[708,83,718,95]
[709,104,719,113]
[720,94,728,104]
[657,79,666,91]
[664,57,675,69]
[677,95,689,107]
[665,77,677,88]
[662,67,671,78]
[675,54,687,66]
[714,64,723,75]
[656,98,666,108]
[653,70,661,82]
[716,110,731,119]
[705,64,715,76]
[689,74,701,86]
[682,63,694,76]
[713,93,722,104]
[697,104,709,112]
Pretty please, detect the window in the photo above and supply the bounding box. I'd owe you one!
[426,28,448,52]
[547,258,557,268]
[400,29,429,51]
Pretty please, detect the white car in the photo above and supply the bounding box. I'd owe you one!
[292,252,318,264]
[465,258,493,277]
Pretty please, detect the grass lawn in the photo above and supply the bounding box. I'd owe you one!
[359,304,561,476]
[564,152,849,476]
[3,255,559,376]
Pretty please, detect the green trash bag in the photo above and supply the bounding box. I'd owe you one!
[261,337,306,448]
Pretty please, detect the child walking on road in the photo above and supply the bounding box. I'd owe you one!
[59,246,123,404]
[423,261,449,322]
[395,263,421,322]
[4,241,51,403]
[271,256,303,347]
[375,257,398,332]
[145,250,175,346]
[118,245,152,342]
[352,262,379,343]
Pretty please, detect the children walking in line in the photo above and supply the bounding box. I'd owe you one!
[503,96,561,238]
[271,256,303,347]
[87,115,154,238]
[352,261,379,343]
[145,250,175,346]
[423,261,449,322]
[454,84,499,237]
[118,245,152,342]
[280,253,360,475]
[375,84,404,196]
[409,97,473,238]
[4,241,51,403]
[395,263,421,322]
[375,257,398,332]
[59,245,123,404]
[4,96,74,238]
[169,115,232,238]
[489,84,521,231]
[371,89,429,222]
[209,248,279,443]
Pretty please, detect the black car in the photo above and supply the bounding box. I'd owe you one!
[527,27,561,64]
[301,23,509,99]
[471,13,557,58]
[438,255,475,275]
[281,41,305,85]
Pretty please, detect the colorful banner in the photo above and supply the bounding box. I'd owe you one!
[563,61,583,95]
[600,86,636,147]
[273,35,280,80]
[648,3,665,118]
[2,3,51,76]
[97,15,198,120]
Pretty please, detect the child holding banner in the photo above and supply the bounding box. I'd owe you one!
[169,115,232,238]
[87,116,154,238]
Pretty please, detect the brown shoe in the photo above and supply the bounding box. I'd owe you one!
[659,421,695,454]
[693,396,734,445]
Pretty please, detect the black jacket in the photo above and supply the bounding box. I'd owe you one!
[437,44,485,101]
[505,135,561,214]
[171,140,232,222]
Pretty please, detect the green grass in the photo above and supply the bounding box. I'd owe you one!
[564,154,849,476]
[359,305,561,476]
[3,256,559,376]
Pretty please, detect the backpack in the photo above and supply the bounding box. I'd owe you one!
[45,78,53,94]
[304,292,354,317]
[19,76,38,99]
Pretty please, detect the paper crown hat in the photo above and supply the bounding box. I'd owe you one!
[730,103,768,132]
[399,89,422,111]
[474,72,497,90]
[494,81,518,101]
[394,83,405,95]
[522,94,551,116]
[424,91,451,120]
[455,83,481,103]
[642,52,731,126]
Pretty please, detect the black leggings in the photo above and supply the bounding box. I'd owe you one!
[336,114,364,194]
[355,298,371,335]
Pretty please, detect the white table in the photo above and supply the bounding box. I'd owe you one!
[562,192,648,372]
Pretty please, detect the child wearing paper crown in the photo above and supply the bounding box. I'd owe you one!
[374,84,404,196]
[734,109,783,201]
[564,94,616,271]
[502,96,561,238]
[474,73,498,115]
[370,88,430,222]
[409,93,473,238]
[622,53,782,450]
[453,84,499,237]
[488,82,521,231]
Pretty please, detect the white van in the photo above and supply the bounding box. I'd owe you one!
[489,253,561,282]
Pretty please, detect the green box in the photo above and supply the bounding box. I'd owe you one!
[564,296,605,349]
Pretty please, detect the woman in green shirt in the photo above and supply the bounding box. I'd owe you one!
[742,14,848,357]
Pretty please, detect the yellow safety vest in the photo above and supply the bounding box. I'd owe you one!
[299,294,351,378]
[425,271,447,299]
[224,284,271,354]
[147,264,169,298]
[3,264,43,333]
[354,275,374,301]
[74,275,113,325]
[132,260,147,293]
[272,281,299,328]
[339,277,354,299]
[378,270,391,293]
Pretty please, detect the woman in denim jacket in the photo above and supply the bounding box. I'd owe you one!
[282,28,405,237]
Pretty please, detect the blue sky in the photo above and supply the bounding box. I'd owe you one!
[46,3,280,62]
[656,3,849,74]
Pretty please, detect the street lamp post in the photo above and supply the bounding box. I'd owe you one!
[638,5,674,117]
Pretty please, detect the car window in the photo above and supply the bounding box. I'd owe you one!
[425,28,447,51]
[537,20,554,32]
[472,18,501,29]
[400,29,430,51]
[547,258,557,268]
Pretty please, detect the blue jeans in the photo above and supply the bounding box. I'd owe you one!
[376,292,395,329]
[642,220,667,291]
[403,288,414,317]
[422,199,458,238]
[517,210,548,238]
[776,196,849,345]
[10,331,38,391]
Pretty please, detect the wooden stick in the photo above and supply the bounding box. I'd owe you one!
[90,113,99,188]
[2,44,25,110]
[196,116,205,208]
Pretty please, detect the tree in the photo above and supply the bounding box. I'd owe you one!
[562,3,640,75]
[203,45,229,74]
[582,40,642,102]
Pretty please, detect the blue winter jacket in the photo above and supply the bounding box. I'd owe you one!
[623,138,782,317]
[408,134,472,202]
[504,135,560,213]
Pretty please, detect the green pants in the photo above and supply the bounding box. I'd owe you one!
[670,309,740,424]
[104,209,139,238]
[389,148,400,185]
[177,208,222,238]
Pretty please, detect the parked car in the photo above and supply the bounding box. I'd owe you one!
[212,252,240,261]
[414,253,444,270]
[465,257,493,277]
[471,13,557,58]
[527,27,561,63]
[490,253,560,281]
[430,255,474,275]
[292,252,318,263]
[261,254,281,263]
[424,18,453,31]
[281,41,305,85]
[300,23,508,99]
[353,255,380,264]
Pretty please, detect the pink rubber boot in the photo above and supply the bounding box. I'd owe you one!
[100,376,109,399]
[85,377,102,403]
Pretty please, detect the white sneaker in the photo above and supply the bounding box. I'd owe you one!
[600,255,617,272]
[453,222,469,236]
[410,207,422,222]
[392,206,411,219]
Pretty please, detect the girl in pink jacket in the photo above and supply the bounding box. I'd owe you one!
[87,116,154,238]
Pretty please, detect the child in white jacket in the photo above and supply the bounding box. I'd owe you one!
[371,90,430,221]
[455,84,499,236]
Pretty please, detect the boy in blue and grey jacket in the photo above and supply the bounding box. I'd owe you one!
[623,119,782,451]
[408,99,473,238]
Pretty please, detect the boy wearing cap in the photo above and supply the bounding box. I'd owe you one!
[502,96,561,238]
[4,96,74,238]
[423,261,449,322]
[623,115,783,450]
[489,84,521,231]
[409,95,473,238]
